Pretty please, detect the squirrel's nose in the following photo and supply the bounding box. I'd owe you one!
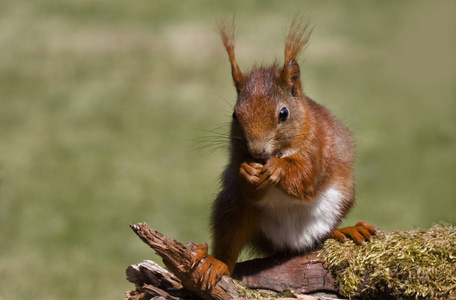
[248,142,271,162]
[253,150,270,161]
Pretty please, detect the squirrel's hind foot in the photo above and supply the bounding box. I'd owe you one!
[188,243,229,291]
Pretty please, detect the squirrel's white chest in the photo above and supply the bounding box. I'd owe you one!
[256,185,344,252]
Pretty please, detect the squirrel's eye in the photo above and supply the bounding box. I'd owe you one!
[232,111,238,121]
[278,107,289,123]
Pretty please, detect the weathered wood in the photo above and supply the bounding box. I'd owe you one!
[126,260,182,290]
[126,260,343,300]
[126,260,191,299]
[126,223,456,299]
[233,252,337,295]
[127,222,342,300]
[129,223,242,300]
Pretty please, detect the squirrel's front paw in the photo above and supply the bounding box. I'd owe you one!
[330,221,378,245]
[239,161,263,185]
[188,243,229,291]
[258,156,283,189]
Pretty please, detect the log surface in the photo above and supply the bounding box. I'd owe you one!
[126,222,341,300]
[126,222,456,299]
[129,223,242,300]
[233,253,337,294]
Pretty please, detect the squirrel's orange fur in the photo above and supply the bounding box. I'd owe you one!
[190,18,377,289]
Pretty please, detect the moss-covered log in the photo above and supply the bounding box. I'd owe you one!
[125,223,456,299]
[322,223,456,299]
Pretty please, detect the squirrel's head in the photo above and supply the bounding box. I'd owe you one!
[218,18,313,162]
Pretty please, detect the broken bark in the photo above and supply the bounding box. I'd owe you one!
[126,222,456,299]
[126,222,341,300]
[129,223,243,300]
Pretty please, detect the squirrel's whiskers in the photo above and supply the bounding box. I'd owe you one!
[190,17,378,290]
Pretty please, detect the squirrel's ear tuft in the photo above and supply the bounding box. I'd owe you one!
[281,17,313,96]
[282,58,301,97]
[217,17,244,92]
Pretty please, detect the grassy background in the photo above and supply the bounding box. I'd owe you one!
[0,1,455,299]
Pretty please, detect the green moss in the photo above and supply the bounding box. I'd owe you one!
[321,224,456,299]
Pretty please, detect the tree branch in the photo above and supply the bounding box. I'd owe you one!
[129,223,242,300]
[126,222,456,299]
[127,222,340,300]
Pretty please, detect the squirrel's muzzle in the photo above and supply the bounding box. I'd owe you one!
[247,140,272,162]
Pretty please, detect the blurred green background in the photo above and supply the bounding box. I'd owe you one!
[0,0,455,299]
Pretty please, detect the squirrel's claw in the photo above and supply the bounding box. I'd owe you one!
[189,243,229,291]
[188,243,208,269]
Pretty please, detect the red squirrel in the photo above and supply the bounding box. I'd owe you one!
[191,18,377,289]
